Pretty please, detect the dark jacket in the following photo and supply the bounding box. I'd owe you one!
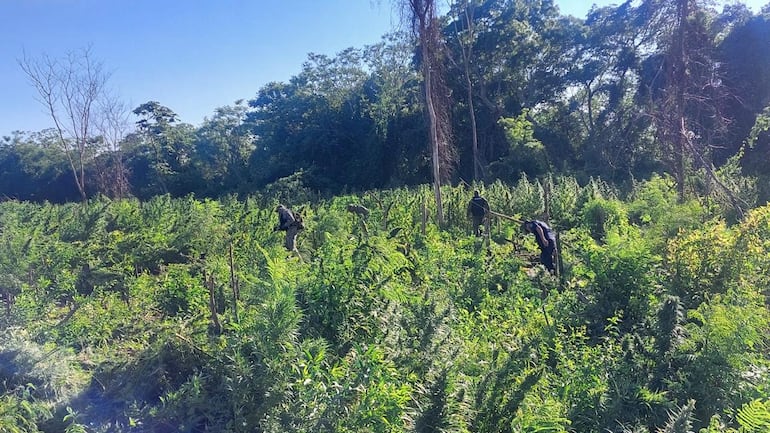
[277,206,297,231]
[530,220,556,250]
[467,196,490,218]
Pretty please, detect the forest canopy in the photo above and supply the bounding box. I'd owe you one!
[1,0,769,209]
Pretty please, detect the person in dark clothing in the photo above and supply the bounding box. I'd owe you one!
[346,203,370,219]
[467,190,490,236]
[523,219,557,273]
[275,204,303,251]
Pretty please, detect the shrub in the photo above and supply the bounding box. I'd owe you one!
[580,197,628,241]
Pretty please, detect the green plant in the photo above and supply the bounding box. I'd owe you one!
[580,197,628,241]
[736,399,770,432]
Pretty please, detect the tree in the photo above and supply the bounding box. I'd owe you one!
[19,47,114,201]
[363,33,427,185]
[717,8,770,199]
[489,111,550,181]
[362,32,422,138]
[444,0,571,179]
[449,0,482,180]
[0,130,77,201]
[245,46,419,193]
[194,100,254,195]
[130,101,196,197]
[641,0,746,217]
[563,2,660,182]
[245,81,306,186]
[94,93,132,198]
[401,0,454,226]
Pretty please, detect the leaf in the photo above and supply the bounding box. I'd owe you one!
[736,399,770,432]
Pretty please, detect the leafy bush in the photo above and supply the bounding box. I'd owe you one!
[665,221,736,309]
[572,226,660,339]
[490,111,550,181]
[580,197,629,241]
[628,175,713,248]
[154,265,208,317]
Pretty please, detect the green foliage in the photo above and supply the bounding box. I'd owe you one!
[580,196,629,241]
[736,399,770,432]
[655,295,686,361]
[0,389,48,433]
[544,174,582,229]
[573,226,660,339]
[260,344,410,433]
[485,177,545,221]
[673,292,770,423]
[629,174,679,225]
[63,407,87,433]
[56,290,135,348]
[733,205,770,295]
[261,170,317,206]
[658,399,695,433]
[0,182,768,433]
[2,0,769,200]
[5,2,770,429]
[299,233,411,349]
[746,105,770,150]
[154,264,207,317]
[490,111,550,181]
[628,175,713,250]
[0,328,88,403]
[666,221,736,309]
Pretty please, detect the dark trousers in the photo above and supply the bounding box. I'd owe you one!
[472,215,485,236]
[284,225,299,251]
[540,243,556,273]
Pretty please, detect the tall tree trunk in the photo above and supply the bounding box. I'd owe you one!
[670,0,689,202]
[466,74,481,180]
[456,1,481,180]
[406,0,452,227]
[422,43,445,226]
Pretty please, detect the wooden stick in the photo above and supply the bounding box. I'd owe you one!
[488,210,524,224]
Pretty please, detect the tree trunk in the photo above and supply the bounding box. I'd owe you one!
[405,0,451,226]
[465,62,481,181]
[458,2,481,180]
[671,0,689,202]
[423,49,445,226]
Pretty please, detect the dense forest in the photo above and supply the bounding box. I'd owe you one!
[1,0,769,207]
[1,0,770,432]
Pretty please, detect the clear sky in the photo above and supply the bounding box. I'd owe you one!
[1,0,766,136]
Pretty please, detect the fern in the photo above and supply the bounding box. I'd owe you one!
[736,399,770,432]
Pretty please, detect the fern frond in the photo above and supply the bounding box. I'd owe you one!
[736,399,770,432]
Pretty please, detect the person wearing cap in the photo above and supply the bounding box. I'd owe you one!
[466,190,490,236]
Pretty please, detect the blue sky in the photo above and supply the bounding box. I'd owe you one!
[1,0,766,136]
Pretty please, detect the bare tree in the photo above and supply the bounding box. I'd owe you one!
[400,0,455,226]
[19,47,111,201]
[663,0,690,202]
[94,93,132,198]
[649,0,746,217]
[452,0,482,180]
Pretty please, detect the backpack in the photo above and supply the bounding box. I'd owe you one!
[291,210,305,230]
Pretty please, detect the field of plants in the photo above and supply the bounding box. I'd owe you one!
[0,175,768,433]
